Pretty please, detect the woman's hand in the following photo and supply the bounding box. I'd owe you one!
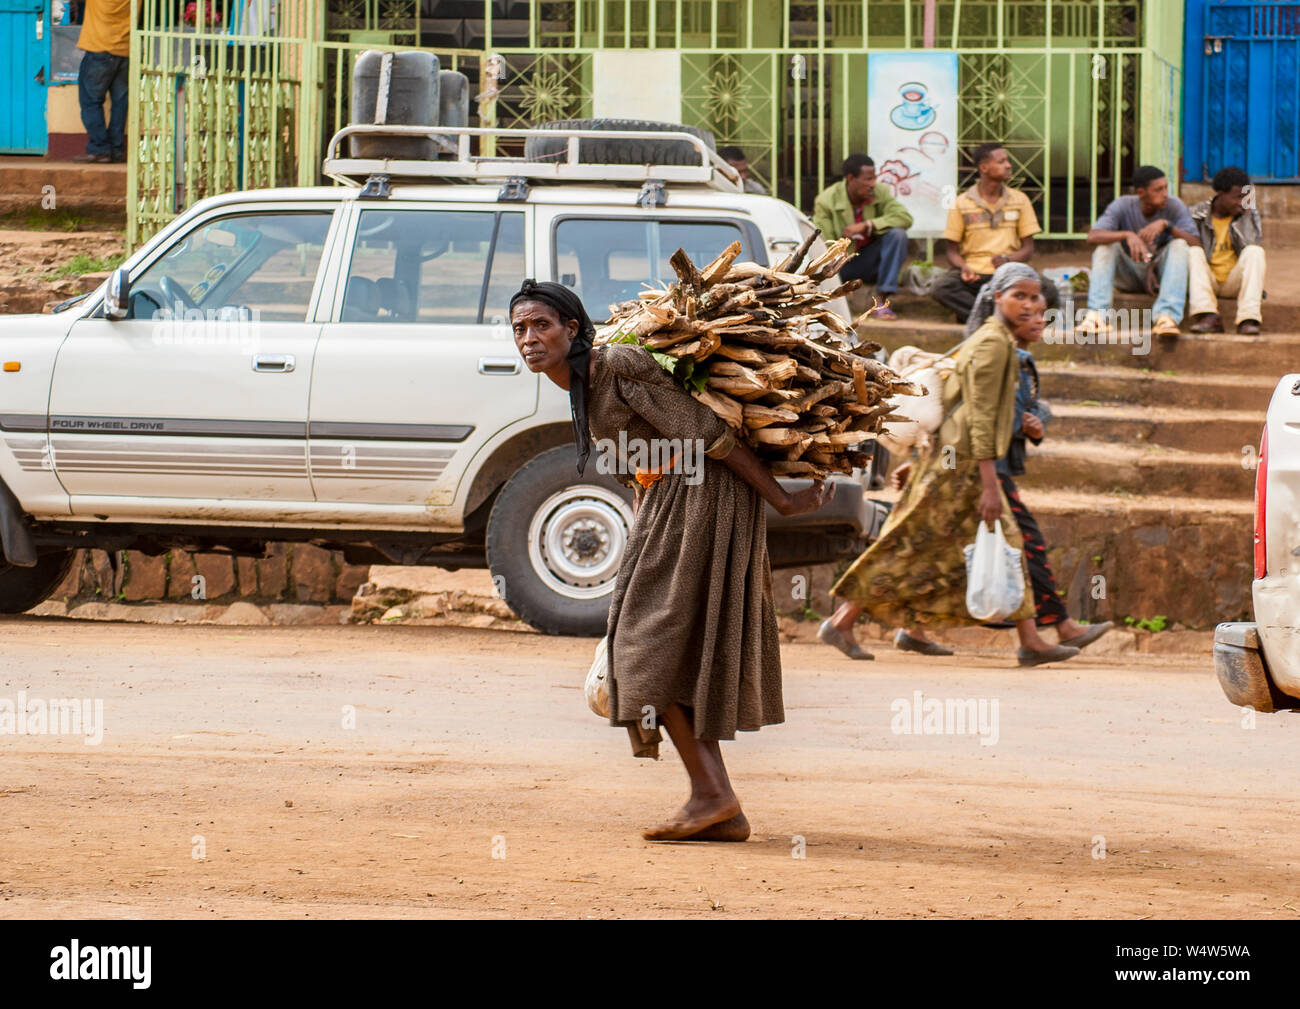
[720,439,832,516]
[1021,412,1044,440]
[890,461,913,490]
[779,479,834,517]
[977,458,1001,528]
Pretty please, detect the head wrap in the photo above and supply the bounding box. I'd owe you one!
[964,262,1042,337]
[510,279,596,475]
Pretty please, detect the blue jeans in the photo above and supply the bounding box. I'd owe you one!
[1086,238,1189,323]
[78,50,129,157]
[839,225,909,294]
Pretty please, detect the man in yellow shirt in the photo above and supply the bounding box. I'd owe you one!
[75,0,132,164]
[1187,166,1266,335]
[931,144,1058,322]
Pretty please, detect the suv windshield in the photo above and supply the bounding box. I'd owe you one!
[131,211,332,322]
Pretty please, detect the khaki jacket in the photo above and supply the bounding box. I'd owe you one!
[938,316,1019,463]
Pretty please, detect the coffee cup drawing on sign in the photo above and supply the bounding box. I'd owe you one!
[890,82,937,130]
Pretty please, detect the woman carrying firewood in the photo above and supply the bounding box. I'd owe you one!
[510,279,832,841]
[820,263,1082,667]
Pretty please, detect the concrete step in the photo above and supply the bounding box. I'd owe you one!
[868,318,1300,378]
[0,157,126,219]
[1017,440,1256,498]
[1048,403,1264,455]
[1037,363,1277,411]
[879,288,1300,330]
[1029,490,1253,629]
[864,484,1253,629]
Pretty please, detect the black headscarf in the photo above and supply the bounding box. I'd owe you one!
[510,279,596,475]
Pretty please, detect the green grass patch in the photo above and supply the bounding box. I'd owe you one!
[1124,614,1168,633]
[41,252,127,281]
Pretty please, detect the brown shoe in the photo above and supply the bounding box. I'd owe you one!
[1237,319,1261,335]
[1189,312,1224,334]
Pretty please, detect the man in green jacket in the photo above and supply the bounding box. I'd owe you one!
[812,154,913,320]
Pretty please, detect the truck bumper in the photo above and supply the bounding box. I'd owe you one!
[764,476,889,569]
[1214,621,1299,712]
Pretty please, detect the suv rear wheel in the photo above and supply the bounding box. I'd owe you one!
[0,550,76,613]
[486,446,634,636]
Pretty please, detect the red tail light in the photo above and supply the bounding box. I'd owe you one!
[1254,427,1268,580]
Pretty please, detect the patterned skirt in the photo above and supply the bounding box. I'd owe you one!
[830,445,1035,628]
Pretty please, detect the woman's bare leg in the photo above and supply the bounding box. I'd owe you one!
[829,602,863,642]
[1015,618,1054,651]
[643,703,742,841]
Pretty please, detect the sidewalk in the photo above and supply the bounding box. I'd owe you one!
[0,155,126,219]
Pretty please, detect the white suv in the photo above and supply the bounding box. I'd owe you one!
[1215,373,1300,709]
[0,122,880,635]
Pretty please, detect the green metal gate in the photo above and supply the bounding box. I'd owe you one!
[127,0,1184,246]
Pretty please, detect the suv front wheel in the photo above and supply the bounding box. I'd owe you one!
[486,446,634,636]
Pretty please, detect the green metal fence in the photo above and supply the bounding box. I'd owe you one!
[127,0,1183,246]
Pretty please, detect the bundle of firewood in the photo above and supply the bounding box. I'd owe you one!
[597,234,921,478]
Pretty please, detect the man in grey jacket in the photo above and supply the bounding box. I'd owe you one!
[1187,165,1265,334]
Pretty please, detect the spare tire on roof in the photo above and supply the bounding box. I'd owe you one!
[523,118,716,167]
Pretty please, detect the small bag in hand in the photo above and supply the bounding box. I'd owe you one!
[585,636,611,718]
[963,520,1026,622]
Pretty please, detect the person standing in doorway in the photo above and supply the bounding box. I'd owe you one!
[75,0,132,164]
[1187,165,1266,335]
[931,143,1059,323]
[812,154,912,321]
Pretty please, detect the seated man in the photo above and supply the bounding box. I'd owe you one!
[1187,165,1265,335]
[932,143,1058,322]
[812,154,912,321]
[719,146,767,195]
[1080,165,1196,338]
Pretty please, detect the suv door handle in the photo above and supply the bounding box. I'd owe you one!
[478,356,521,376]
[252,354,296,373]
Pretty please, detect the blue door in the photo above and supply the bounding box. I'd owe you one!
[0,2,49,154]
[1184,1,1300,183]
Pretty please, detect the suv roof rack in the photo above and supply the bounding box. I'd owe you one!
[322,124,745,193]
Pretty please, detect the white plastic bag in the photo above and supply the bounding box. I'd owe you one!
[585,636,611,718]
[963,520,1026,621]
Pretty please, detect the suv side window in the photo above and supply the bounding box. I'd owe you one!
[342,209,525,324]
[554,217,759,321]
[130,211,332,322]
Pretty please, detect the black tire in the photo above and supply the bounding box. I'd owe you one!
[486,445,634,636]
[523,118,716,167]
[437,70,469,128]
[0,550,75,614]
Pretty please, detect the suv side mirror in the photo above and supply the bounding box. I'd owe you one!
[104,266,131,320]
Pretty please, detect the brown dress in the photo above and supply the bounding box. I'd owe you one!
[588,344,784,759]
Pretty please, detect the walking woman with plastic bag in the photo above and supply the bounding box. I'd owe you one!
[510,280,831,842]
[823,263,1080,667]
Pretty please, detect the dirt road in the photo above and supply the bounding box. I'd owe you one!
[0,617,1295,919]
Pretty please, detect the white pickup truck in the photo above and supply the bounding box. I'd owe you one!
[0,121,882,635]
[1215,373,1300,709]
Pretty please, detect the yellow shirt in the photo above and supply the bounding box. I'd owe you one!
[78,0,132,58]
[1209,216,1237,284]
[942,185,1041,276]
